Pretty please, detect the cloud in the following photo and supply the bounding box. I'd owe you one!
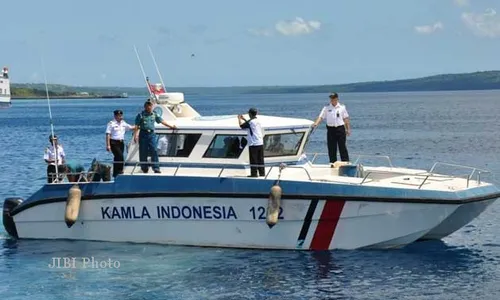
[462,8,500,37]
[248,17,321,37]
[100,73,107,80]
[275,17,321,36]
[414,22,444,34]
[453,0,469,7]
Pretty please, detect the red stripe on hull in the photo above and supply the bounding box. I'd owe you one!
[310,200,345,250]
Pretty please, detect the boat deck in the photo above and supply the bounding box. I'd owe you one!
[118,163,487,192]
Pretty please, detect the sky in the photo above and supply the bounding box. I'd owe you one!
[3,0,500,87]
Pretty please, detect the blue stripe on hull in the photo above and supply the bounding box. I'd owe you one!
[13,175,500,215]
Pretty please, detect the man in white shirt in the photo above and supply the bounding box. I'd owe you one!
[312,92,351,165]
[44,134,66,183]
[106,109,136,178]
[238,107,265,177]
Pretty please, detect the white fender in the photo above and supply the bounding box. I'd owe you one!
[266,185,282,228]
[65,184,81,228]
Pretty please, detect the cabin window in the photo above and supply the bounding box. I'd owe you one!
[156,133,201,157]
[264,132,305,157]
[203,135,247,159]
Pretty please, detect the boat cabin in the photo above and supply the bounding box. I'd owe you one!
[123,92,313,173]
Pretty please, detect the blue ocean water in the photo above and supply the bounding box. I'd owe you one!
[0,90,499,299]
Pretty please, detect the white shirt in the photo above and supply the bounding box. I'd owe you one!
[318,103,349,127]
[44,144,66,166]
[106,119,134,140]
[242,118,264,146]
[157,135,170,155]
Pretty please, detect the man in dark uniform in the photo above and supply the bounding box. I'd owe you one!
[312,92,351,165]
[133,100,177,173]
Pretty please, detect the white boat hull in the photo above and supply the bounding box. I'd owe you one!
[420,198,496,240]
[13,196,458,250]
[0,96,11,108]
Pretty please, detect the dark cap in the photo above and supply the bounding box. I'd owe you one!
[329,92,338,99]
[144,100,153,106]
[248,107,258,115]
[113,109,123,115]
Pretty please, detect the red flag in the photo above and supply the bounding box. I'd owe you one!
[149,83,165,95]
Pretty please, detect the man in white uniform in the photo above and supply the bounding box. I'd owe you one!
[44,134,66,183]
[312,92,351,165]
[106,109,135,178]
[238,107,265,177]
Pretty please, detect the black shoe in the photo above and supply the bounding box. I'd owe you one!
[247,175,258,177]
[154,170,161,173]
[142,169,149,173]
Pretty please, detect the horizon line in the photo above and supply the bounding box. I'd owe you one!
[11,69,500,89]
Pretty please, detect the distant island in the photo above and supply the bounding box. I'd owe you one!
[11,84,128,99]
[11,70,500,98]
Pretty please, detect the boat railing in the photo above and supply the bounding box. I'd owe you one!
[427,162,491,188]
[47,159,491,190]
[308,152,394,168]
[129,161,314,181]
[48,171,100,184]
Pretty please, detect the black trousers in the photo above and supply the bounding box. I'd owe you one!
[249,145,265,176]
[327,125,349,163]
[110,139,125,177]
[46,164,66,183]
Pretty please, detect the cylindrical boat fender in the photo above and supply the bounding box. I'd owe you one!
[266,185,282,228]
[65,184,81,228]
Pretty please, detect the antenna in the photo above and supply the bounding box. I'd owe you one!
[134,45,153,99]
[41,56,59,182]
[147,44,167,93]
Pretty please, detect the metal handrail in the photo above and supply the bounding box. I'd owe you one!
[428,162,491,186]
[46,157,492,189]
[307,152,394,167]
[429,162,490,174]
[360,171,372,185]
[352,154,394,168]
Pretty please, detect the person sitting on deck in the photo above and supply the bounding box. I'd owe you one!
[65,160,86,182]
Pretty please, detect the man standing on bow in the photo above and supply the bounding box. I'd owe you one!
[238,107,265,177]
[106,109,136,178]
[44,134,66,183]
[133,100,176,173]
[312,92,351,165]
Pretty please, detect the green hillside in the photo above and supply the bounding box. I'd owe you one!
[11,70,500,97]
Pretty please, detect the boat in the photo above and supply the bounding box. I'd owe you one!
[0,67,11,108]
[3,84,499,250]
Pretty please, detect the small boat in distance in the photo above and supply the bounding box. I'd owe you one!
[0,66,11,108]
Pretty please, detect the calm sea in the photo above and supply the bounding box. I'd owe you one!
[0,91,499,299]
